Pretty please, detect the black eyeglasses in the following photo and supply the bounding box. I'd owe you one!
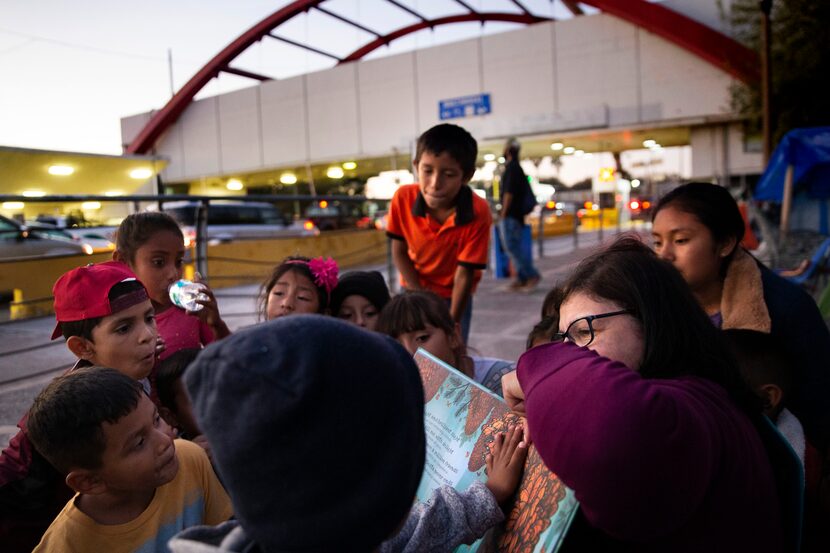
[552,310,632,347]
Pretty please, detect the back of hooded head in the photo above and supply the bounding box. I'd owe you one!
[185,315,425,552]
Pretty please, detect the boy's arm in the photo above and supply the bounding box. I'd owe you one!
[380,428,525,552]
[391,239,423,291]
[379,481,504,552]
[450,265,475,323]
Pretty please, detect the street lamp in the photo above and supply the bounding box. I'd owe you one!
[760,0,774,163]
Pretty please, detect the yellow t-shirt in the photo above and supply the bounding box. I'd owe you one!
[34,439,232,553]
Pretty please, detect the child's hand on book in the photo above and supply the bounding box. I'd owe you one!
[484,423,529,506]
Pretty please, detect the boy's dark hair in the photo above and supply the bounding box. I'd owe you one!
[414,123,478,180]
[377,290,455,338]
[60,279,147,341]
[156,348,201,412]
[115,211,184,262]
[653,182,744,275]
[258,256,328,320]
[722,329,793,406]
[526,316,558,350]
[526,286,564,350]
[563,235,761,416]
[27,367,143,474]
[540,286,564,320]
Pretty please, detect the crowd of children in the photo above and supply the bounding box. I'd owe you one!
[1,123,828,551]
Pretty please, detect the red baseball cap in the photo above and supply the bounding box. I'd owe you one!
[51,261,150,340]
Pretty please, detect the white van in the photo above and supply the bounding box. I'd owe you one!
[161,201,318,245]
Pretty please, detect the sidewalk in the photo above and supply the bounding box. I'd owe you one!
[0,231,607,447]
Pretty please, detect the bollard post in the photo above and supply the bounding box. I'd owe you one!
[573,210,579,249]
[195,199,209,279]
[598,208,604,243]
[537,210,545,259]
[10,289,23,320]
[386,237,397,293]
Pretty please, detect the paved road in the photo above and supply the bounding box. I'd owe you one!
[0,230,613,448]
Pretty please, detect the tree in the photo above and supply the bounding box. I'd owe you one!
[725,0,830,145]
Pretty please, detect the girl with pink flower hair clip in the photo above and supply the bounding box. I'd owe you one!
[258,256,339,321]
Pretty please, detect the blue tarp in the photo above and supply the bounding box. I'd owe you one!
[754,127,830,201]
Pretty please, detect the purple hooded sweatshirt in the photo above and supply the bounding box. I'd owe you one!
[518,341,783,552]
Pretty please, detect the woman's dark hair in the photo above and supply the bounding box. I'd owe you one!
[562,235,761,415]
[377,290,465,365]
[258,256,328,320]
[115,211,184,262]
[653,182,745,268]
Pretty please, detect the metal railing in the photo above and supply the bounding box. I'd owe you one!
[1,193,370,278]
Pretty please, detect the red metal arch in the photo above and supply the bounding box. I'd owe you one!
[340,13,547,62]
[580,0,759,85]
[126,0,759,155]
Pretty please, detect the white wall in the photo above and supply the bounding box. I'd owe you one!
[123,13,747,182]
[690,123,764,180]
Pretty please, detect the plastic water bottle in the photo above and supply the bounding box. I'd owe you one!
[168,279,208,312]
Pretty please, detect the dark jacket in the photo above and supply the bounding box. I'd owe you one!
[501,158,529,222]
[718,249,830,446]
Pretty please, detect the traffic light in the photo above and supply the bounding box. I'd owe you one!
[599,167,616,182]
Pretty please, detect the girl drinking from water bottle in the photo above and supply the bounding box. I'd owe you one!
[113,211,230,361]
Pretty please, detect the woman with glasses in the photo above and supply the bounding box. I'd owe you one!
[502,237,783,551]
[651,182,830,449]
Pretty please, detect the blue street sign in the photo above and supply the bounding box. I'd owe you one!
[439,93,491,120]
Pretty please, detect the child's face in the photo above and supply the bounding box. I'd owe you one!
[127,230,185,308]
[397,324,460,368]
[266,270,321,320]
[88,299,158,381]
[414,150,467,213]
[94,394,179,494]
[337,295,379,331]
[652,206,734,294]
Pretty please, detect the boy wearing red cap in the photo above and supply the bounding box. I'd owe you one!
[0,261,159,552]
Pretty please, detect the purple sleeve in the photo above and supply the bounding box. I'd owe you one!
[517,342,717,541]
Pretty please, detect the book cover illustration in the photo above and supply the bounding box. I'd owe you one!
[414,349,579,553]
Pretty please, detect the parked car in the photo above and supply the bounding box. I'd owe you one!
[65,228,117,253]
[34,214,87,228]
[160,201,318,244]
[304,202,362,231]
[0,215,89,259]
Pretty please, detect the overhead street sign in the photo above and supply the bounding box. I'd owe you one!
[439,93,491,120]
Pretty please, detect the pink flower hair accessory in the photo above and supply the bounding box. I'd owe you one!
[307,257,339,295]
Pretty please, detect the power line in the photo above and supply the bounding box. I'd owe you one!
[0,27,165,62]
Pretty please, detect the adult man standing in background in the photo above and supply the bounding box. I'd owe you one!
[499,138,540,291]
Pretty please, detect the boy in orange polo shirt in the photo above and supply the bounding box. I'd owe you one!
[387,123,492,343]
